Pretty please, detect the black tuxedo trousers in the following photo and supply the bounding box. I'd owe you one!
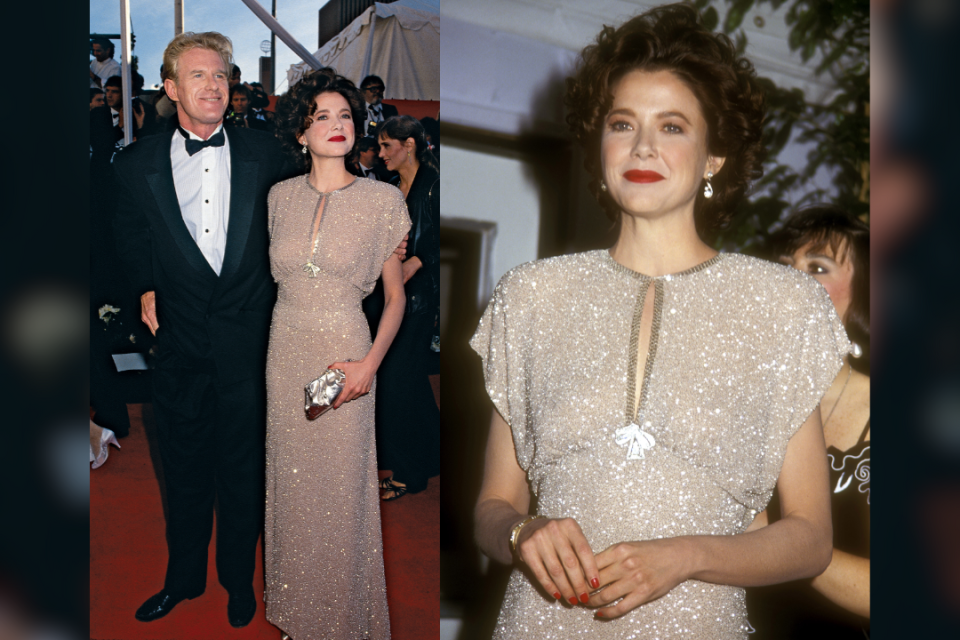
[152,363,265,597]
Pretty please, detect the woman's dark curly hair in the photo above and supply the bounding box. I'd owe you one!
[274,68,367,172]
[565,3,766,236]
[378,115,440,173]
[768,206,870,375]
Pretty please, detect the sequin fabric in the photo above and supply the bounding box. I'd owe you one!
[470,250,850,640]
[264,175,410,640]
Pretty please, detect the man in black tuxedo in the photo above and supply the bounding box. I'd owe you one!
[349,136,395,182]
[90,75,160,168]
[112,32,292,628]
[360,74,399,137]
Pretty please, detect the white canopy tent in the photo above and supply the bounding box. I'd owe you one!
[286,0,439,100]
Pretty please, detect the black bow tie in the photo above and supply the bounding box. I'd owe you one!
[180,127,225,156]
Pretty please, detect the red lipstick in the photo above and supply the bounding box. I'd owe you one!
[623,170,664,183]
[328,135,347,142]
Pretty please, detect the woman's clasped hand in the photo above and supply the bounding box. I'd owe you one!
[514,517,600,606]
[515,518,694,618]
[327,358,377,409]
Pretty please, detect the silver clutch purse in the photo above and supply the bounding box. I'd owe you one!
[304,368,346,419]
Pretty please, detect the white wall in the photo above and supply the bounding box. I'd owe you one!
[440,17,578,137]
[439,146,542,286]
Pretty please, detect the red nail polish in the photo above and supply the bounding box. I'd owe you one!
[595,610,605,618]
[568,596,578,605]
[579,593,589,603]
[553,592,561,600]
[591,577,600,589]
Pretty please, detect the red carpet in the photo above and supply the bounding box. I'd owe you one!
[90,403,439,639]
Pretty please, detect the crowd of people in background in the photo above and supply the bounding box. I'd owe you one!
[89,46,441,186]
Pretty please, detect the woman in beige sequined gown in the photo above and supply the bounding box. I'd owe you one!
[471,6,849,639]
[264,70,409,640]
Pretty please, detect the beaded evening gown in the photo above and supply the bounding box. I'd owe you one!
[264,175,410,640]
[470,250,850,640]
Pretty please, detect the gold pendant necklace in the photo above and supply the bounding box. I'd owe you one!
[302,193,328,278]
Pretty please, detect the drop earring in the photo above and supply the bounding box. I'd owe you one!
[850,342,863,358]
[703,172,714,199]
[600,180,608,192]
[302,143,308,155]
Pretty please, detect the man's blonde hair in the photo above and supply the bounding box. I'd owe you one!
[162,31,233,84]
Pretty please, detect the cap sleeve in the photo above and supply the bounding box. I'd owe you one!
[760,277,851,491]
[267,183,280,241]
[376,186,412,268]
[469,272,535,471]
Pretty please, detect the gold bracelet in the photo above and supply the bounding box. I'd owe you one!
[509,515,546,554]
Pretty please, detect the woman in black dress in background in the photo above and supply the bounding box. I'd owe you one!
[372,115,441,500]
[747,206,870,638]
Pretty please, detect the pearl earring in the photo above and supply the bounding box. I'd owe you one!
[600,180,607,192]
[703,172,714,199]
[850,342,863,358]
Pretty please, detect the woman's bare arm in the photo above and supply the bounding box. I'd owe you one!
[689,407,833,584]
[329,254,405,406]
[810,549,870,617]
[589,408,833,618]
[474,410,532,565]
[475,411,600,604]
[746,428,870,617]
[367,253,406,366]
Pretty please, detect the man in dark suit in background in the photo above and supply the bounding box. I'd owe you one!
[360,74,399,137]
[90,75,159,168]
[349,136,395,182]
[112,31,292,628]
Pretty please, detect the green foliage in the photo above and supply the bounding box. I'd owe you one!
[701,0,869,253]
[702,6,720,31]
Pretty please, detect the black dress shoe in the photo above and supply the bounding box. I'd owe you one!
[227,591,257,628]
[135,590,185,622]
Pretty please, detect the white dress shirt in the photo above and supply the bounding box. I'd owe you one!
[107,108,127,150]
[90,58,121,88]
[170,126,231,275]
[358,162,378,180]
[366,102,384,124]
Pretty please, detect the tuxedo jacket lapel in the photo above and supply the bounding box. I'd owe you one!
[218,128,260,284]
[146,135,217,278]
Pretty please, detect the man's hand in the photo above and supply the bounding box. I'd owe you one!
[90,70,101,86]
[141,291,159,336]
[393,234,409,261]
[133,100,146,130]
[401,256,422,284]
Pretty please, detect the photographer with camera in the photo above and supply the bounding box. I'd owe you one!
[360,75,398,137]
[90,75,159,165]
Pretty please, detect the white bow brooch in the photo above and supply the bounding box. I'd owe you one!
[615,422,656,460]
